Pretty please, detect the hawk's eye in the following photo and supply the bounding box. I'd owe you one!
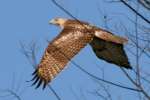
[55,19,58,21]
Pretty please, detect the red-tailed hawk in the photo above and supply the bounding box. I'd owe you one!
[31,18,131,89]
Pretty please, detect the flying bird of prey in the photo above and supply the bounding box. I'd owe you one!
[31,18,131,89]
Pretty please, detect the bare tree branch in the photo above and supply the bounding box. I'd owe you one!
[0,89,21,100]
[120,0,150,24]
[0,73,26,100]
[138,0,150,10]
[120,68,150,100]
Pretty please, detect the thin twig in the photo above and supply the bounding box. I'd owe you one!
[48,85,61,100]
[0,89,21,100]
[120,0,150,24]
[121,68,150,100]
[138,0,150,10]
[135,3,142,99]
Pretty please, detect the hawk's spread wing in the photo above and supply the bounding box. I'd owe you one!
[32,28,94,89]
[90,36,131,69]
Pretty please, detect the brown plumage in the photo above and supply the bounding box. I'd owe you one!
[31,18,131,89]
[90,36,131,68]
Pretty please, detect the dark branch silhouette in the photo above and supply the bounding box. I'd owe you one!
[138,0,150,10]
[120,0,150,24]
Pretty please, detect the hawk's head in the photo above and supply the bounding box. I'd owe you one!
[49,18,67,28]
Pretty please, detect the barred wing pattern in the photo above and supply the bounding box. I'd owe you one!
[32,28,94,89]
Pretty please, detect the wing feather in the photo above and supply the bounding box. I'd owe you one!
[32,28,94,89]
[90,36,131,69]
[95,30,128,44]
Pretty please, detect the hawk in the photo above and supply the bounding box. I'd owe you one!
[31,18,131,89]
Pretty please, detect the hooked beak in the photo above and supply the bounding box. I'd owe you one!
[49,19,55,25]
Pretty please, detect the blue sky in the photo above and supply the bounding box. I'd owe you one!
[0,0,149,100]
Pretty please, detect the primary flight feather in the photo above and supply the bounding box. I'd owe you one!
[31,18,131,89]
